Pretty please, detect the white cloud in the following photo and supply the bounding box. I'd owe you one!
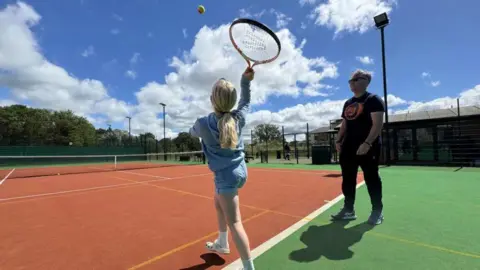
[239,8,266,19]
[270,9,293,29]
[421,72,441,87]
[1,2,479,140]
[394,85,480,114]
[112,13,123,21]
[0,2,132,126]
[81,45,95,57]
[431,81,440,87]
[300,0,317,6]
[301,22,307,29]
[147,32,154,38]
[129,23,340,135]
[309,0,397,37]
[125,70,137,79]
[130,52,140,65]
[110,28,120,35]
[124,53,140,79]
[182,28,188,38]
[356,56,374,65]
[380,94,407,107]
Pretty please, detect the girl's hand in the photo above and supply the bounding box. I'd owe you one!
[243,67,254,81]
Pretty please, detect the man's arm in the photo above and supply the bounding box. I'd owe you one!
[365,111,384,145]
[364,96,385,145]
[336,119,347,143]
[336,101,348,143]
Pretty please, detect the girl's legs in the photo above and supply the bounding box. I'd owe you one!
[216,191,254,270]
[206,195,230,253]
[214,195,229,247]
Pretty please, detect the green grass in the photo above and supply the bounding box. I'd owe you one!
[250,165,480,270]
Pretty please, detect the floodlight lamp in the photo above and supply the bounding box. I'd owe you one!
[374,12,389,28]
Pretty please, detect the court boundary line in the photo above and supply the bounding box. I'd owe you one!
[0,172,212,203]
[223,181,365,270]
[0,169,15,186]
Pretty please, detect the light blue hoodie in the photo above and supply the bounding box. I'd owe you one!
[189,75,251,173]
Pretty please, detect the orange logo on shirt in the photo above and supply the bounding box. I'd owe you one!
[344,102,364,120]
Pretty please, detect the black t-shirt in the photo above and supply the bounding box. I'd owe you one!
[341,92,384,149]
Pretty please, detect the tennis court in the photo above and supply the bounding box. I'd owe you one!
[225,164,480,270]
[0,152,358,269]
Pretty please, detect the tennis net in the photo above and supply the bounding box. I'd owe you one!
[0,151,205,179]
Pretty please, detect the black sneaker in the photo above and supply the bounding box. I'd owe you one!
[331,208,357,221]
[368,210,384,225]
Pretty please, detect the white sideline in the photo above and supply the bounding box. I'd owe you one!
[0,172,211,202]
[0,169,15,186]
[222,181,365,269]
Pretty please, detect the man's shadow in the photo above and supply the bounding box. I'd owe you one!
[180,253,225,270]
[289,220,374,263]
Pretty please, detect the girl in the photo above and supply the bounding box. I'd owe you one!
[189,67,255,270]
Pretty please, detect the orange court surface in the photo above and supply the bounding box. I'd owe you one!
[0,165,363,269]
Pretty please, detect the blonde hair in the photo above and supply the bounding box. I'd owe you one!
[211,78,238,149]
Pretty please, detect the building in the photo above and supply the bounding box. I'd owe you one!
[310,105,480,167]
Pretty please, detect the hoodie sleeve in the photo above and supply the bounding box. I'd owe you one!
[189,118,202,138]
[233,75,251,129]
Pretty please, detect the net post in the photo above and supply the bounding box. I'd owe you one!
[114,155,117,169]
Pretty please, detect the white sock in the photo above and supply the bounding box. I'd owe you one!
[242,258,255,270]
[218,231,228,247]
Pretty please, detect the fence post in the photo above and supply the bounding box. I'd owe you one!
[294,134,298,164]
[306,123,310,159]
[251,129,254,157]
[282,126,285,159]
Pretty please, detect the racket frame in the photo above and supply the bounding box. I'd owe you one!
[229,18,281,68]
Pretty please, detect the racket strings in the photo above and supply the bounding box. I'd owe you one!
[230,21,280,63]
[242,25,268,52]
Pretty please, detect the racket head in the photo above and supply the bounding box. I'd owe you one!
[229,18,281,67]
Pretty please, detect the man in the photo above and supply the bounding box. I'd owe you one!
[284,143,291,160]
[331,69,385,225]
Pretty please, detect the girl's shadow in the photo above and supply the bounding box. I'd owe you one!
[180,253,225,270]
[289,220,374,262]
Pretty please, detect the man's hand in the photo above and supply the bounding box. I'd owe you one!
[335,141,342,153]
[356,142,371,155]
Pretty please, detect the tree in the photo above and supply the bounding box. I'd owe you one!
[173,132,201,152]
[158,138,177,153]
[253,124,281,143]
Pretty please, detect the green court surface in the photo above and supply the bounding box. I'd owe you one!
[246,165,480,270]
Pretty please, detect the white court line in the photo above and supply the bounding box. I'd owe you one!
[116,170,170,179]
[0,173,212,203]
[223,181,365,270]
[0,169,15,186]
[250,168,342,176]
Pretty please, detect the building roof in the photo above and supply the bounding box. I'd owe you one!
[310,105,480,133]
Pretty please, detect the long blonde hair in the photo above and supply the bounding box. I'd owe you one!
[211,78,238,149]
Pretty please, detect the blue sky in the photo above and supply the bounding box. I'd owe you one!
[0,0,479,138]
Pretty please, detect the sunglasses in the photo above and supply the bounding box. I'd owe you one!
[348,77,367,83]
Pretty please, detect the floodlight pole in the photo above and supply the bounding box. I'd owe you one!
[125,116,131,137]
[375,12,391,166]
[159,103,167,161]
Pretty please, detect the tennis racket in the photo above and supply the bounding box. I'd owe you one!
[229,18,281,68]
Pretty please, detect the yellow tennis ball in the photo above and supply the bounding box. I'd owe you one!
[197,5,205,14]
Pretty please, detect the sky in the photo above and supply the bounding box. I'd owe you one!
[1,0,479,141]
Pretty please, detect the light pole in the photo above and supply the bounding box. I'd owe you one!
[125,116,131,137]
[374,12,391,166]
[159,103,167,160]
